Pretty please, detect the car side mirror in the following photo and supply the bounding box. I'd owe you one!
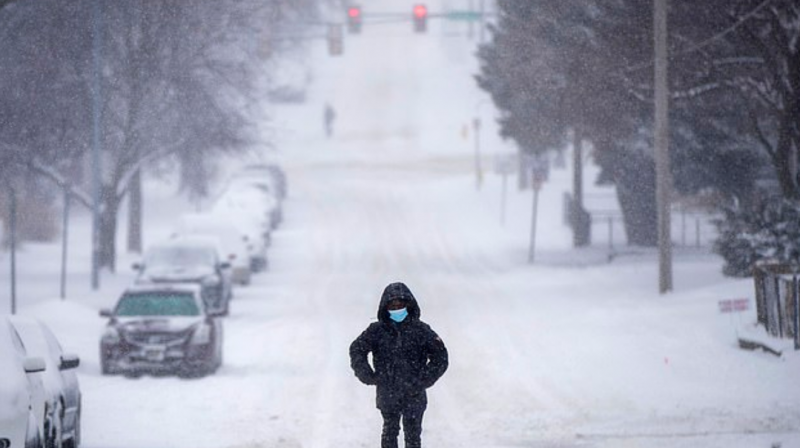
[99,308,113,318]
[59,353,80,370]
[24,357,46,373]
[219,262,231,270]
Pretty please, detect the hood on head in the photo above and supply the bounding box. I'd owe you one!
[378,282,420,322]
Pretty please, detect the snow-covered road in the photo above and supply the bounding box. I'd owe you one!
[4,0,800,447]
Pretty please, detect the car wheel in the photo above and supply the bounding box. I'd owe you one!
[25,412,43,448]
[62,404,80,448]
[44,411,62,448]
[74,402,81,448]
[215,335,223,372]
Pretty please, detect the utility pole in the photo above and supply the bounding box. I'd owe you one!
[572,127,587,247]
[91,0,103,290]
[467,0,474,39]
[127,169,142,254]
[528,182,541,263]
[473,117,483,190]
[654,0,673,293]
[9,187,17,315]
[60,186,70,300]
[478,0,485,43]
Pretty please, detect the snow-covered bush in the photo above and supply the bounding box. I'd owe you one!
[713,199,800,277]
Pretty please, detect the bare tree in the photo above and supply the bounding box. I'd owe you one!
[0,0,317,270]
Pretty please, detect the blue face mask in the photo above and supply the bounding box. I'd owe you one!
[388,308,408,323]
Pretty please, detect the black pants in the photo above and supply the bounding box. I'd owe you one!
[380,407,425,448]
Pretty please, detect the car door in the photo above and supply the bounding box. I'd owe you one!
[9,325,47,442]
[41,325,81,430]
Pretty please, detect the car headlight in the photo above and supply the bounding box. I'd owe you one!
[190,324,212,345]
[102,327,121,344]
[201,275,221,286]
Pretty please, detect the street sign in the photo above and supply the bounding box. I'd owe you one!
[531,157,549,182]
[493,153,516,175]
[718,298,750,313]
[527,153,549,190]
[445,11,482,21]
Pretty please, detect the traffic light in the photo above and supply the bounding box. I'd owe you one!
[412,4,427,33]
[347,6,362,34]
[328,24,344,56]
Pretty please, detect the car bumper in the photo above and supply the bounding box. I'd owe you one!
[101,341,215,374]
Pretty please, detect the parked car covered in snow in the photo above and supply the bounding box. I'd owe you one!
[241,163,287,201]
[0,317,47,448]
[9,317,81,448]
[217,176,282,230]
[174,214,252,286]
[99,284,224,377]
[134,236,233,316]
[211,185,274,272]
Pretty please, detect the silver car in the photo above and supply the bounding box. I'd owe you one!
[9,318,81,448]
[0,317,47,448]
[99,284,224,377]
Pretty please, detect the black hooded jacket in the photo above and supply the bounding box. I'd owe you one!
[349,282,449,411]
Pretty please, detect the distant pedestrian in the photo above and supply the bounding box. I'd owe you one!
[324,102,336,137]
[349,282,448,448]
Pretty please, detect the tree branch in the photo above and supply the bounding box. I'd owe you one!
[27,159,94,210]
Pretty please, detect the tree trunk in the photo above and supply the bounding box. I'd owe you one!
[612,150,658,246]
[127,169,142,253]
[773,114,799,201]
[99,186,119,272]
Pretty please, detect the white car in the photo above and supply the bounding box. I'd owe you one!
[174,214,252,286]
[241,163,287,201]
[0,317,47,448]
[135,236,234,315]
[10,318,81,448]
[216,177,280,228]
[226,173,283,227]
[211,186,273,272]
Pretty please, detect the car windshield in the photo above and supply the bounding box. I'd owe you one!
[145,246,216,268]
[115,293,200,317]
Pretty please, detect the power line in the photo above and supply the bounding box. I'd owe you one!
[624,0,775,74]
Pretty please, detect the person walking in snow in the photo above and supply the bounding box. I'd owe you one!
[349,282,449,448]
[324,102,336,137]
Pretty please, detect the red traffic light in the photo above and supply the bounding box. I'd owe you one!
[412,4,427,33]
[347,5,363,33]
